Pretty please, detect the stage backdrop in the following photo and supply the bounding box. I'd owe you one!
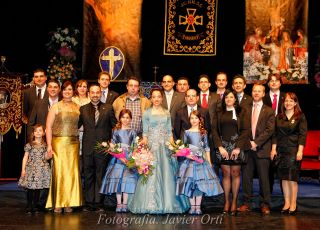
[243,0,308,84]
[164,0,217,56]
[83,0,143,81]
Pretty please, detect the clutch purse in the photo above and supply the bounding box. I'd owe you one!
[215,149,247,164]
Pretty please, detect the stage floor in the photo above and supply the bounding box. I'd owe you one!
[0,179,319,230]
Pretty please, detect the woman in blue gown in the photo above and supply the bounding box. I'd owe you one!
[128,88,190,214]
[100,109,138,212]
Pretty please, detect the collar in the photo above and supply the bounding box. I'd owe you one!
[200,90,209,96]
[165,89,174,95]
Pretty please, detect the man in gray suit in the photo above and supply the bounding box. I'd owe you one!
[238,84,275,215]
[79,83,117,211]
[98,71,119,105]
[161,75,185,126]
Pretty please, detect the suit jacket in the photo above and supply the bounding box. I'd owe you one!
[105,90,119,105]
[239,93,253,110]
[263,91,285,114]
[197,91,216,108]
[250,104,275,158]
[162,91,185,126]
[207,92,221,124]
[79,102,117,156]
[23,86,49,119]
[28,98,52,128]
[173,106,211,140]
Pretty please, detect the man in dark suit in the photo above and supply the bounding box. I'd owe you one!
[174,89,210,140]
[98,71,119,105]
[29,79,60,128]
[238,84,275,215]
[23,68,49,137]
[263,74,285,116]
[197,74,215,109]
[161,75,185,126]
[232,74,253,110]
[79,83,117,211]
[263,74,285,193]
[27,79,60,211]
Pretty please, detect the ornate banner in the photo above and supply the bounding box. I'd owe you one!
[243,0,308,84]
[0,74,23,137]
[164,0,217,56]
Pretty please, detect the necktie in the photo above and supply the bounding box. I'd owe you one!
[252,103,259,139]
[202,94,208,108]
[219,93,223,100]
[94,105,99,125]
[189,107,194,117]
[101,90,106,103]
[37,89,42,100]
[238,95,242,103]
[272,94,277,111]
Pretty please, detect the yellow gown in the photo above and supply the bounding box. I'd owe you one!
[46,101,83,208]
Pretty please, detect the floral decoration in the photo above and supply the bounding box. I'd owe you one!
[166,139,203,163]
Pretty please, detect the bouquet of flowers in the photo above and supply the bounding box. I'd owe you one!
[166,139,203,163]
[46,27,80,82]
[127,137,155,184]
[95,141,126,160]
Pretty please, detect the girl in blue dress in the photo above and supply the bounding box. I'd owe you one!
[100,109,138,213]
[128,88,189,214]
[176,110,223,215]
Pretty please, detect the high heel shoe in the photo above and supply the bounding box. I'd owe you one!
[280,208,289,214]
[222,209,229,215]
[289,208,298,215]
[230,210,237,216]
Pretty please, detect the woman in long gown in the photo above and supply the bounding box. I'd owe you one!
[271,92,307,215]
[46,80,83,213]
[128,88,190,214]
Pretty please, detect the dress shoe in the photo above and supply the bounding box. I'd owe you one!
[83,206,96,212]
[115,204,122,213]
[95,207,105,212]
[121,204,128,213]
[237,204,250,212]
[54,208,62,213]
[188,205,196,215]
[222,210,229,215]
[280,208,289,214]
[64,207,73,213]
[195,206,202,215]
[261,206,270,215]
[289,208,298,215]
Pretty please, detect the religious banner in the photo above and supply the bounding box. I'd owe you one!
[99,46,125,82]
[0,74,23,138]
[243,0,308,84]
[164,0,217,56]
[83,0,143,81]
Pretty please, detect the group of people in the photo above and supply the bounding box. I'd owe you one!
[19,69,307,216]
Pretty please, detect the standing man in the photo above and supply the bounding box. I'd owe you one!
[113,76,151,136]
[232,74,253,110]
[79,84,117,211]
[98,71,119,105]
[263,74,285,116]
[161,75,185,126]
[23,68,48,137]
[238,84,275,215]
[174,89,210,140]
[176,76,190,93]
[263,74,285,193]
[28,79,60,212]
[197,74,215,109]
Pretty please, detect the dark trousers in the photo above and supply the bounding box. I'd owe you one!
[37,188,49,209]
[83,153,108,208]
[26,189,40,210]
[242,151,271,207]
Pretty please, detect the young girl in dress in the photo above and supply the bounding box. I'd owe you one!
[19,124,52,213]
[100,109,138,213]
[176,110,223,215]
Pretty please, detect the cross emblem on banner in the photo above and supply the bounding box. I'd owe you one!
[100,48,123,79]
[179,8,203,32]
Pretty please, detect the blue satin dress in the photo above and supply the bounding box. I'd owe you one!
[176,131,224,198]
[100,129,138,194]
[128,108,190,214]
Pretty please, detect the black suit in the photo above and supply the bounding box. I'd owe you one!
[173,106,211,140]
[198,91,216,109]
[263,91,285,114]
[105,90,119,105]
[162,91,185,126]
[29,98,59,128]
[79,102,117,208]
[23,86,49,137]
[239,93,253,110]
[242,103,275,207]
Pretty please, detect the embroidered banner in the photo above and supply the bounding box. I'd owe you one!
[164,0,217,56]
[0,74,23,137]
[243,0,308,84]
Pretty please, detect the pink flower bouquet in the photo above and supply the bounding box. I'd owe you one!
[95,142,126,160]
[166,139,203,163]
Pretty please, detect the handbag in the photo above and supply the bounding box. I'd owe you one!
[215,149,247,164]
